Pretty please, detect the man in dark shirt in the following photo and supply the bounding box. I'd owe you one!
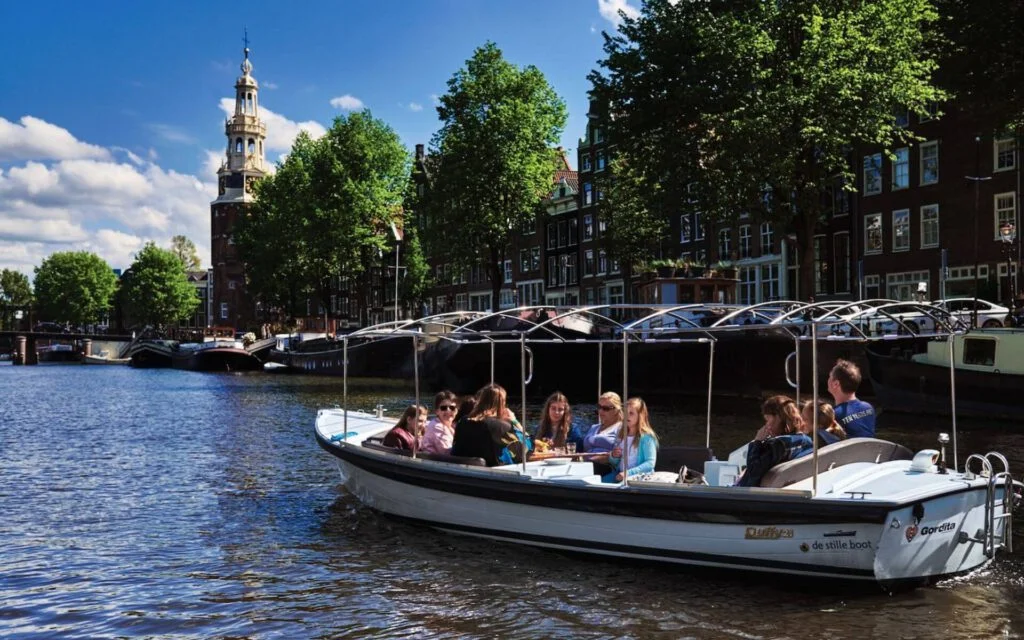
[828,359,875,438]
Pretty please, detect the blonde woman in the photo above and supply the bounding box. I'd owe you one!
[605,397,659,482]
[382,404,427,451]
[450,384,526,466]
[799,400,847,446]
[582,391,623,477]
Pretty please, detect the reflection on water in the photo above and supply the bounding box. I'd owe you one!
[1,364,1023,638]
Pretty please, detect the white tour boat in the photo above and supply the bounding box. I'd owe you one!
[314,302,1021,590]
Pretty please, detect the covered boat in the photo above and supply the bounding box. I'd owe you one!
[314,302,1021,589]
[170,338,263,372]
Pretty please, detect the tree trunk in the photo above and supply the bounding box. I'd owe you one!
[797,213,817,303]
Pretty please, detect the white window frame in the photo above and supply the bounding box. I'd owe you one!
[892,147,909,190]
[597,250,608,275]
[718,228,731,258]
[583,182,593,206]
[739,225,751,259]
[887,270,930,301]
[581,154,591,172]
[220,302,229,320]
[995,192,1017,239]
[503,260,513,284]
[892,209,910,252]
[920,204,940,249]
[863,153,882,195]
[583,249,594,277]
[680,214,691,243]
[864,274,881,299]
[694,212,705,241]
[995,137,1017,172]
[865,212,883,255]
[583,214,594,241]
[920,140,939,185]
[760,222,774,254]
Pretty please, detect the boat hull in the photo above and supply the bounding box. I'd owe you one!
[866,346,1024,421]
[171,347,263,372]
[82,354,130,365]
[271,336,413,377]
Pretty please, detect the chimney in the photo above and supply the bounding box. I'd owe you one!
[415,144,424,162]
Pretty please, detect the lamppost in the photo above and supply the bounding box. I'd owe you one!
[999,220,1017,305]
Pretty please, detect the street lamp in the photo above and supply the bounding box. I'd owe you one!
[999,220,1017,305]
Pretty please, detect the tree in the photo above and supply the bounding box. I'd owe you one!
[399,226,432,316]
[0,269,33,330]
[237,112,409,323]
[428,42,567,308]
[120,243,200,328]
[598,158,668,301]
[33,251,118,327]
[592,0,943,299]
[170,235,202,271]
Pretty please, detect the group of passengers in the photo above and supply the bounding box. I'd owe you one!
[381,385,661,483]
[737,358,876,486]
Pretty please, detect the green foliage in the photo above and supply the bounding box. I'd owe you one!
[934,0,1024,129]
[33,251,118,326]
[426,42,567,306]
[237,112,409,318]
[0,268,33,330]
[399,226,432,315]
[120,243,200,328]
[170,235,202,271]
[592,0,943,299]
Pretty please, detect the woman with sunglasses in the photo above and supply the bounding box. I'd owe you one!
[420,390,459,455]
[581,391,622,476]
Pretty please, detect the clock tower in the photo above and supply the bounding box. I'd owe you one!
[210,37,267,329]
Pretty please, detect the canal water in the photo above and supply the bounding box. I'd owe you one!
[2,364,1024,639]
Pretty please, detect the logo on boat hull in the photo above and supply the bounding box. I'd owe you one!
[905,524,918,542]
[744,526,794,540]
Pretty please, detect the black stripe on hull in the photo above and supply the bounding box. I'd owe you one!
[317,434,900,525]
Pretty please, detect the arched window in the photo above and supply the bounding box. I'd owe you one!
[248,138,256,154]
[235,138,243,153]
[246,93,253,113]
[258,141,262,156]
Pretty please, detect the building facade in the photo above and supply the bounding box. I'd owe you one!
[210,44,268,330]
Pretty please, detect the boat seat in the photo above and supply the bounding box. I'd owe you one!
[758,438,914,489]
[361,440,487,467]
[655,446,715,474]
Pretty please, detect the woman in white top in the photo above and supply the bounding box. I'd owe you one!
[582,391,622,476]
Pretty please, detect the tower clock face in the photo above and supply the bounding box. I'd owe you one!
[245,176,257,193]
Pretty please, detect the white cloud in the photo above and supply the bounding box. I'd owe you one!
[329,94,364,111]
[148,123,198,145]
[218,98,326,152]
[0,116,110,162]
[262,81,279,90]
[430,94,441,106]
[597,0,639,26]
[407,102,423,112]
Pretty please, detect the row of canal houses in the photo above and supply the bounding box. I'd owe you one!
[395,96,1020,323]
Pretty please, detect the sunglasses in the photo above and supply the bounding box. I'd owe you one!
[598,405,615,412]
[438,405,457,411]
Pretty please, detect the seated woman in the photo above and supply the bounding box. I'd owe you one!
[799,400,847,452]
[603,397,659,482]
[382,404,427,451]
[420,390,458,455]
[450,384,528,466]
[534,391,585,452]
[735,395,811,486]
[581,391,623,477]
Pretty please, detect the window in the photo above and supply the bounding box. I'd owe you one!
[220,302,229,320]
[921,204,939,248]
[887,270,930,301]
[863,153,882,195]
[813,235,829,295]
[738,266,757,304]
[547,223,556,249]
[247,138,255,154]
[760,264,779,301]
[920,141,939,185]
[503,260,512,284]
[557,220,567,247]
[455,293,467,311]
[610,257,620,274]
[694,212,705,241]
[963,339,996,367]
[739,225,751,259]
[760,222,774,254]
[920,101,939,122]
[235,138,243,153]
[893,209,910,252]
[531,247,540,271]
[598,250,608,274]
[568,218,578,245]
[598,218,608,235]
[595,127,604,143]
[995,137,1017,172]
[520,249,530,273]
[583,183,593,206]
[834,233,851,294]
[586,287,595,305]
[865,213,883,254]
[581,154,591,171]
[597,151,606,170]
[832,176,850,216]
[718,229,731,258]
[995,192,1016,239]
[892,147,909,190]
[566,254,577,284]
[894,109,909,127]
[228,280,236,290]
[583,215,594,241]
[583,249,594,276]
[864,274,880,299]
[548,256,558,286]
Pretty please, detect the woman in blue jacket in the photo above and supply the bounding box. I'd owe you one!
[604,397,659,482]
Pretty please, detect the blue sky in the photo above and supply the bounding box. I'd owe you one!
[0,0,642,276]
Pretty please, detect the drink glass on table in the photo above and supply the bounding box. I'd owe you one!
[566,442,577,457]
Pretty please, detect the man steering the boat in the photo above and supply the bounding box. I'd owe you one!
[827,359,875,438]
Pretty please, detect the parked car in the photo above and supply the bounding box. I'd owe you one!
[934,298,1007,328]
[32,322,68,333]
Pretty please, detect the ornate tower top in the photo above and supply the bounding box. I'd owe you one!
[214,33,267,204]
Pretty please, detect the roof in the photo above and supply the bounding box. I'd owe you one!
[553,148,578,193]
